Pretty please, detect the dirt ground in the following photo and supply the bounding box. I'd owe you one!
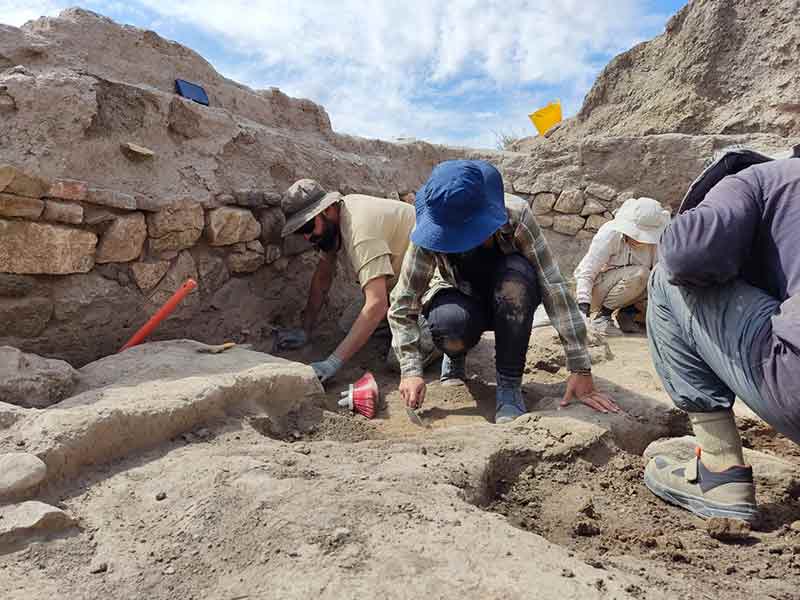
[2,329,799,599]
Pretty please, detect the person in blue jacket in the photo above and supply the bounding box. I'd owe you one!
[645,157,800,524]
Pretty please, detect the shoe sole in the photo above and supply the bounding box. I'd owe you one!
[644,469,758,524]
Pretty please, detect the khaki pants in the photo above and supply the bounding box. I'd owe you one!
[591,265,649,312]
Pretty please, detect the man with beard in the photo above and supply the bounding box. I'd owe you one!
[276,179,435,384]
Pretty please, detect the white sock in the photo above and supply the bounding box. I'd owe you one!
[690,411,746,471]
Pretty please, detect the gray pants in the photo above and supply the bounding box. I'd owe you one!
[646,264,800,443]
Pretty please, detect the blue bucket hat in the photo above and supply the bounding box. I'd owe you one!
[411,160,508,253]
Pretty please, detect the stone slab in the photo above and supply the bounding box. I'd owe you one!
[0,346,79,408]
[0,453,47,500]
[0,501,75,547]
[0,219,96,274]
[0,193,44,219]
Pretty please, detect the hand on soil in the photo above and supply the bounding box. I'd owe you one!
[560,373,621,414]
[400,376,426,409]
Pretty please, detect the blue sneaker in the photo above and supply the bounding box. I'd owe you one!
[440,354,466,386]
[495,387,527,424]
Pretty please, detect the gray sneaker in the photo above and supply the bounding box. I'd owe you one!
[644,450,758,523]
[495,388,527,424]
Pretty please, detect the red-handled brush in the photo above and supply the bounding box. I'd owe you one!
[338,371,379,419]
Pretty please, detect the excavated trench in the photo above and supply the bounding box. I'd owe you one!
[472,429,800,600]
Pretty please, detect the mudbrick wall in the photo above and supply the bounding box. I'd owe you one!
[1,8,795,366]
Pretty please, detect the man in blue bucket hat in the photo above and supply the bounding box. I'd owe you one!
[388,160,619,423]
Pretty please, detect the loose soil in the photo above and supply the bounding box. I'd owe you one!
[486,432,800,600]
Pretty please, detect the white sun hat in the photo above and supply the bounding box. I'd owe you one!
[608,197,671,244]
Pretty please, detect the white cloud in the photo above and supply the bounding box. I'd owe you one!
[1,0,676,146]
[0,0,64,26]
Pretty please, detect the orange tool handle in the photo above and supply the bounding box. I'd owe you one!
[119,278,198,352]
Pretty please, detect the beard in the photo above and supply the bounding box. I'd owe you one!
[311,217,340,252]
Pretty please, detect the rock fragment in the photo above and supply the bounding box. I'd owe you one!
[0,453,47,500]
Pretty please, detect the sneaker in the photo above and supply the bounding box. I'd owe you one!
[495,388,527,424]
[616,307,643,334]
[440,354,466,386]
[644,449,758,523]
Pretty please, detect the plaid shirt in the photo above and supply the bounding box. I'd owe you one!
[388,196,592,377]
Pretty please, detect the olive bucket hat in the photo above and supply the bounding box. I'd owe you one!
[281,179,342,237]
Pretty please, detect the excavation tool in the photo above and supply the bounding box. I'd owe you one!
[338,372,378,419]
[119,278,197,352]
[405,406,429,429]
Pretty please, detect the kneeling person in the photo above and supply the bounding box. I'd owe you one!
[388,160,619,424]
[574,197,670,334]
[278,179,427,383]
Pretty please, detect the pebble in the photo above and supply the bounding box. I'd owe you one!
[561,568,575,578]
[163,565,176,575]
[89,561,108,574]
[706,517,751,541]
[790,520,800,532]
[156,492,167,501]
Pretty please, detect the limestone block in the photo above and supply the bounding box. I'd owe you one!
[131,260,170,291]
[585,183,617,202]
[146,200,204,253]
[265,244,282,264]
[259,207,286,246]
[0,165,49,198]
[234,190,264,208]
[193,248,229,294]
[536,215,554,228]
[0,453,47,500]
[0,193,44,219]
[553,189,585,214]
[576,230,595,240]
[42,200,83,224]
[532,193,557,216]
[133,193,163,212]
[227,250,265,273]
[0,501,75,546]
[86,188,137,210]
[246,240,265,254]
[206,207,261,246]
[581,198,606,216]
[0,346,78,408]
[0,219,96,274]
[585,214,611,231]
[552,214,586,236]
[149,251,199,307]
[0,297,53,337]
[47,179,88,202]
[83,206,117,226]
[96,213,147,263]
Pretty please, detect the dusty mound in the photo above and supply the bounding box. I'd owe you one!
[552,0,800,141]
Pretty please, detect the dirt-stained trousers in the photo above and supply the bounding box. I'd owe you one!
[423,254,541,379]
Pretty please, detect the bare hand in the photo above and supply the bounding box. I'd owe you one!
[399,376,426,409]
[560,373,621,414]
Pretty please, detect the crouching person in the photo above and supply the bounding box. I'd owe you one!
[574,197,670,334]
[388,159,619,423]
[645,158,800,524]
[275,179,437,385]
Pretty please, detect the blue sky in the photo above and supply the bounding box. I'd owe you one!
[2,1,687,148]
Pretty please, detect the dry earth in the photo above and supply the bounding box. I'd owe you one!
[2,329,798,600]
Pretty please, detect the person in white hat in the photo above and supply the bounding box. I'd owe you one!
[573,197,671,334]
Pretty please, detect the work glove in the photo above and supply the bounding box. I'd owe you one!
[578,303,591,318]
[310,354,343,384]
[273,328,308,352]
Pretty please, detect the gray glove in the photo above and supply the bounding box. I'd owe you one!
[310,354,343,384]
[273,328,308,352]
